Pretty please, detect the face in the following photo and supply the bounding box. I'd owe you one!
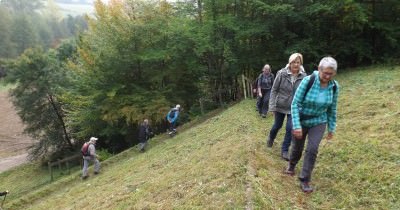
[318,67,336,83]
[289,57,301,73]
[263,67,270,74]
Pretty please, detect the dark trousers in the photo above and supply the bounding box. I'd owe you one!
[289,123,326,182]
[169,121,176,131]
[268,112,292,152]
[258,89,271,115]
[256,96,261,111]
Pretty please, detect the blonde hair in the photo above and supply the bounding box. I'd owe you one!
[288,53,303,65]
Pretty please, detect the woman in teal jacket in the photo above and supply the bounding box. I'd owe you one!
[286,57,340,193]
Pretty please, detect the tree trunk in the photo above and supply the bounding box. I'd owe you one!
[47,94,73,148]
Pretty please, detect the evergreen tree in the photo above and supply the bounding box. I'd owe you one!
[5,48,72,159]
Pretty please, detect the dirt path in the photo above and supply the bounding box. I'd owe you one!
[0,90,33,172]
[0,153,28,173]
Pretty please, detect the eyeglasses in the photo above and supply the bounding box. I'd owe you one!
[320,71,335,77]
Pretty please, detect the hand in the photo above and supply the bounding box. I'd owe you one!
[326,132,334,140]
[292,129,303,140]
[258,92,262,97]
[253,89,257,93]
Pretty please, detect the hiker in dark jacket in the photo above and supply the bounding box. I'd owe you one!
[285,56,340,193]
[138,119,153,152]
[257,64,274,118]
[166,104,181,134]
[267,53,307,160]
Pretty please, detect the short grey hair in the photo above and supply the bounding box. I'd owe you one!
[319,57,337,71]
[263,64,270,70]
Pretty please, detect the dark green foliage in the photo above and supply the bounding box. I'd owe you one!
[5,48,72,159]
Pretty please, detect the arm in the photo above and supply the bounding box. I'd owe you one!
[291,76,310,130]
[269,71,282,110]
[327,81,340,133]
[89,144,97,158]
[257,74,262,97]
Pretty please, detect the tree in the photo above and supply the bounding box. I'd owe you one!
[0,5,14,57]
[5,48,72,159]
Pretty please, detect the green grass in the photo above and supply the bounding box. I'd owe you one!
[0,79,14,91]
[2,65,400,209]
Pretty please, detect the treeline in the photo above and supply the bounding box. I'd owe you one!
[0,0,87,58]
[4,0,400,160]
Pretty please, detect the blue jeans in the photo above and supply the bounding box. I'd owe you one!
[268,112,292,152]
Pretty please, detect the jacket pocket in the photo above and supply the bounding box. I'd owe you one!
[276,95,291,109]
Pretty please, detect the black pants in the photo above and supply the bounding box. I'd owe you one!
[258,89,271,115]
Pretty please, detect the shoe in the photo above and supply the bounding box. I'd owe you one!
[82,175,89,180]
[94,171,99,175]
[261,114,266,118]
[281,151,289,161]
[284,165,295,176]
[266,139,273,148]
[300,181,313,193]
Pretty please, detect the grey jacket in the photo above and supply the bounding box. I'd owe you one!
[269,66,307,114]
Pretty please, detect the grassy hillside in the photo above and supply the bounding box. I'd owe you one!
[2,65,400,209]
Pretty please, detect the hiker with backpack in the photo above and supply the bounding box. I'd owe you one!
[138,119,153,152]
[285,56,340,193]
[257,64,275,118]
[266,53,307,161]
[81,137,100,179]
[166,104,181,135]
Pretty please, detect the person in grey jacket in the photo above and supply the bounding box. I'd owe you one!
[82,137,100,179]
[257,64,274,118]
[267,53,307,160]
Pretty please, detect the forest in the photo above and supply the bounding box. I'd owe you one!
[1,0,399,160]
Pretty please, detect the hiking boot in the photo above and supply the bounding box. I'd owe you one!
[266,139,273,148]
[300,181,313,193]
[94,171,100,175]
[261,114,266,118]
[82,175,89,180]
[281,151,289,161]
[284,164,295,176]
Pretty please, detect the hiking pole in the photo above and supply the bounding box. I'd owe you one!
[0,191,8,209]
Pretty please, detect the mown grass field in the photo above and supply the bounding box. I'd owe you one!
[1,65,399,209]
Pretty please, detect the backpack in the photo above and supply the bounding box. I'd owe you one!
[303,73,337,101]
[81,142,90,156]
[168,109,176,118]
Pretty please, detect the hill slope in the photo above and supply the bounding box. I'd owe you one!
[4,66,400,209]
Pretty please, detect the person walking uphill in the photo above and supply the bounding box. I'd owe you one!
[167,104,181,135]
[285,57,340,193]
[138,119,153,152]
[267,53,307,160]
[257,64,274,118]
[81,137,100,179]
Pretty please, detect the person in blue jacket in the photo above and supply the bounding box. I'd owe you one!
[285,56,340,193]
[166,104,181,134]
